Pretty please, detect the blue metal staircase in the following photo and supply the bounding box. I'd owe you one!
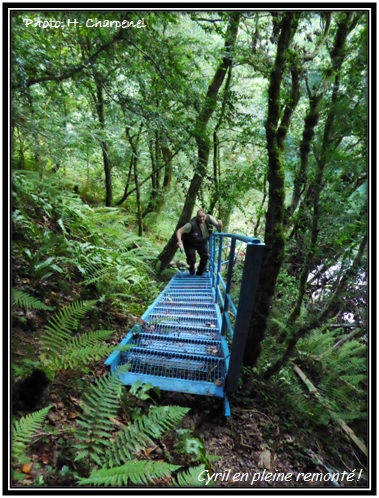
[105,233,265,415]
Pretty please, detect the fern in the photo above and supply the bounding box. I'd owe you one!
[174,465,209,486]
[12,289,54,311]
[49,330,114,371]
[105,405,190,467]
[74,368,126,466]
[80,258,111,286]
[74,372,196,487]
[40,300,97,357]
[23,232,74,283]
[12,405,53,461]
[78,460,181,486]
[294,328,367,424]
[39,301,115,378]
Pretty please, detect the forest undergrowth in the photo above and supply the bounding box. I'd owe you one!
[10,172,368,488]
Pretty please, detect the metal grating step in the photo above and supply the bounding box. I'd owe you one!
[160,292,214,299]
[143,323,220,341]
[166,281,213,287]
[132,333,223,356]
[164,289,213,297]
[121,348,225,383]
[146,313,218,330]
[151,306,217,317]
[157,302,215,309]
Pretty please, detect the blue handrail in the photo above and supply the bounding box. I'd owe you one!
[209,232,264,340]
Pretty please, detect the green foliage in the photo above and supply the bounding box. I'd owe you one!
[73,371,207,487]
[39,300,114,378]
[10,10,368,487]
[23,232,73,283]
[40,300,96,356]
[174,429,219,468]
[297,329,367,423]
[78,460,181,487]
[74,369,126,466]
[50,330,115,371]
[105,405,190,468]
[12,171,161,308]
[273,269,300,310]
[271,367,327,423]
[12,406,53,464]
[12,358,41,379]
[12,208,39,238]
[12,289,54,311]
[173,464,210,486]
[129,380,161,401]
[268,328,367,428]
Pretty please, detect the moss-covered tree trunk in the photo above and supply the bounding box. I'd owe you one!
[287,90,323,219]
[157,13,241,271]
[142,135,173,218]
[243,12,300,367]
[125,124,143,234]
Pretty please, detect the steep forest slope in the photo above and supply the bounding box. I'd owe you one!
[10,172,368,488]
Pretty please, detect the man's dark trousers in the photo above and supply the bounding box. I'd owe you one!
[183,239,209,275]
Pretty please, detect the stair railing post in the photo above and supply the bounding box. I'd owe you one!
[225,241,265,393]
[221,237,236,335]
[209,234,216,288]
[214,235,224,304]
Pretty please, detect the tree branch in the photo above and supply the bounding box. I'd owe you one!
[13,30,126,89]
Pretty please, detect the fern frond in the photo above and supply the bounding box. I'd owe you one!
[68,330,114,348]
[292,327,368,427]
[12,290,55,311]
[74,368,128,465]
[143,405,190,437]
[78,459,181,486]
[174,465,209,487]
[99,226,128,241]
[81,260,111,286]
[40,300,96,356]
[51,343,114,371]
[12,405,53,461]
[105,405,190,467]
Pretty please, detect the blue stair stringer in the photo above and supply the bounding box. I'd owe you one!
[105,271,230,405]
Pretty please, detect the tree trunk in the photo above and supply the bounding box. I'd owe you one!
[243,12,300,367]
[209,65,233,216]
[125,124,143,233]
[93,74,113,206]
[287,89,323,218]
[133,155,143,236]
[142,137,173,218]
[101,141,113,207]
[116,156,134,206]
[157,13,241,271]
[208,129,220,215]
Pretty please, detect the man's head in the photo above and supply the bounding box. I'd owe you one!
[196,210,207,224]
